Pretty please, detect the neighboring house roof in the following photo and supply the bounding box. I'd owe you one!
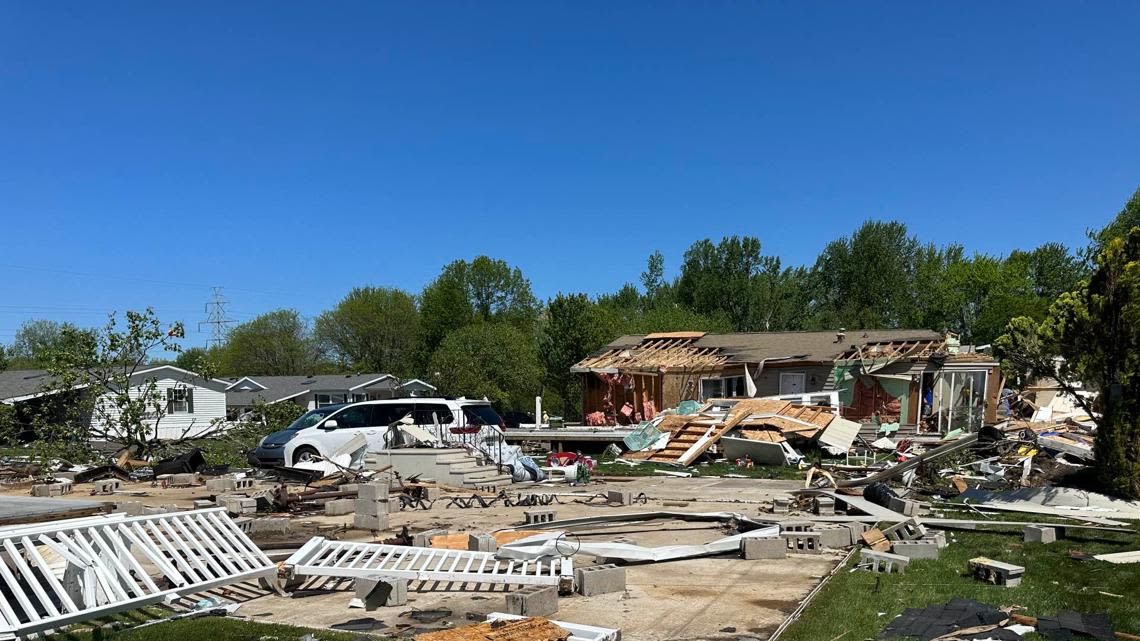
[223,373,398,406]
[399,379,438,390]
[572,329,947,373]
[0,366,229,403]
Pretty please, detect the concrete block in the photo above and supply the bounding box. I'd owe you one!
[217,495,256,515]
[325,498,356,516]
[891,539,940,560]
[923,530,948,549]
[424,487,442,501]
[413,528,448,547]
[234,477,255,491]
[93,479,121,494]
[353,512,389,531]
[881,519,926,542]
[206,478,236,493]
[574,564,626,596]
[740,537,786,560]
[888,496,921,517]
[771,498,791,514]
[192,499,215,509]
[1024,525,1057,544]
[169,473,198,486]
[505,585,559,617]
[606,490,632,506]
[249,517,291,535]
[780,520,815,533]
[524,509,557,525]
[968,557,1025,587]
[842,522,870,546]
[51,471,77,482]
[812,496,836,515]
[32,482,72,497]
[860,549,909,574]
[355,498,390,516]
[113,501,145,516]
[355,575,407,609]
[359,481,390,501]
[819,527,853,549]
[232,516,253,533]
[468,533,498,553]
[779,531,822,554]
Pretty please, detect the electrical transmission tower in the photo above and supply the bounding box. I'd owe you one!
[199,286,234,348]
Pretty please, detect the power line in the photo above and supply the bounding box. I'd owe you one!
[198,287,235,349]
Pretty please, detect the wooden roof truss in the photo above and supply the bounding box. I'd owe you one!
[572,337,731,373]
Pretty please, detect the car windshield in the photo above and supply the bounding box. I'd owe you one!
[462,404,502,426]
[285,406,341,431]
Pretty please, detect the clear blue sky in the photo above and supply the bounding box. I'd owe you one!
[1,2,1137,348]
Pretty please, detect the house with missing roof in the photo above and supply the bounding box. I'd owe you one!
[571,329,1001,436]
[0,365,229,441]
[223,374,438,416]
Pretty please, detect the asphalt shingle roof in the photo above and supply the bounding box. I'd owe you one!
[223,373,397,405]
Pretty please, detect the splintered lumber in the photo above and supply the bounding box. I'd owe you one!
[415,617,570,641]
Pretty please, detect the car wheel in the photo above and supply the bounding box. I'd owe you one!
[292,446,320,466]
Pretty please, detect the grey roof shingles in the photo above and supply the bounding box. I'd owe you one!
[0,369,56,401]
[224,373,397,406]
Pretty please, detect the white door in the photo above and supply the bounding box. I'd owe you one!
[779,372,806,395]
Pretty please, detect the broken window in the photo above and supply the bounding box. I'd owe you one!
[933,369,987,432]
[700,376,745,400]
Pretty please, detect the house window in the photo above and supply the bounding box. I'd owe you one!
[700,376,745,400]
[314,393,347,407]
[351,393,368,403]
[933,369,988,432]
[166,388,194,414]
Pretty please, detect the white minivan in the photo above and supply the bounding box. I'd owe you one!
[251,398,506,468]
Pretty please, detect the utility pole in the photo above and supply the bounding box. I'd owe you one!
[198,286,234,349]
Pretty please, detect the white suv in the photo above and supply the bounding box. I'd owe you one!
[269,398,506,467]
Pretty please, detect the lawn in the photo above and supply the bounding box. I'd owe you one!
[779,518,1140,641]
[594,459,805,480]
[68,616,377,641]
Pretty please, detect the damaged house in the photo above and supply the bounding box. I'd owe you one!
[572,330,1001,436]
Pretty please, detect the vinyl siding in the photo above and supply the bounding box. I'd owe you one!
[89,378,227,441]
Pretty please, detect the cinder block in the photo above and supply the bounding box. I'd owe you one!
[51,471,77,482]
[355,498,390,516]
[206,478,236,493]
[607,490,632,506]
[234,477,255,491]
[169,473,198,486]
[842,522,870,546]
[353,512,389,531]
[574,564,626,596]
[413,528,448,547]
[772,498,791,514]
[812,496,836,515]
[923,530,948,549]
[881,519,926,542]
[968,557,1024,587]
[524,509,557,525]
[740,537,786,560]
[505,585,559,616]
[249,517,290,535]
[217,495,256,515]
[779,531,822,554]
[860,549,909,574]
[325,498,356,516]
[819,527,853,549]
[94,479,121,494]
[1024,525,1057,544]
[888,496,921,516]
[359,481,389,501]
[113,501,145,516]
[780,520,815,533]
[891,539,940,560]
[32,482,72,497]
[424,487,442,501]
[468,533,498,553]
[355,575,407,609]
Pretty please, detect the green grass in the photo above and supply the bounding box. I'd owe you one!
[63,616,378,641]
[594,459,805,480]
[779,519,1140,641]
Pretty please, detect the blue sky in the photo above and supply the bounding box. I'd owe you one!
[1,2,1137,348]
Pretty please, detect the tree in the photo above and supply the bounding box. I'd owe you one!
[640,251,666,305]
[315,287,419,375]
[996,224,1140,498]
[36,309,188,457]
[1092,188,1140,249]
[173,346,219,377]
[218,309,325,376]
[540,294,616,419]
[676,236,786,331]
[8,320,91,369]
[428,323,542,412]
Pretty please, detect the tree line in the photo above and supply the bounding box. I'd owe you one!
[3,191,1135,420]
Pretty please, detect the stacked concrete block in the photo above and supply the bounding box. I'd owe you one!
[891,539,940,560]
[780,520,814,533]
[860,549,909,574]
[524,509,557,525]
[413,528,448,547]
[355,575,408,609]
[812,496,836,515]
[968,557,1025,587]
[505,585,559,617]
[818,526,854,549]
[324,498,356,516]
[574,564,626,596]
[1024,525,1057,544]
[93,479,122,495]
[468,533,498,553]
[353,481,390,531]
[218,495,257,516]
[32,482,72,497]
[206,477,236,493]
[780,531,822,554]
[740,537,786,560]
[606,490,632,506]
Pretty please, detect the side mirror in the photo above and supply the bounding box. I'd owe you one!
[321,419,339,430]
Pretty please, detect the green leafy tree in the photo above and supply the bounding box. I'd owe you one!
[1092,187,1140,249]
[540,294,617,419]
[315,286,419,375]
[997,224,1140,498]
[640,251,666,306]
[428,323,542,412]
[218,309,326,376]
[7,320,92,369]
[676,236,789,331]
[173,346,220,378]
